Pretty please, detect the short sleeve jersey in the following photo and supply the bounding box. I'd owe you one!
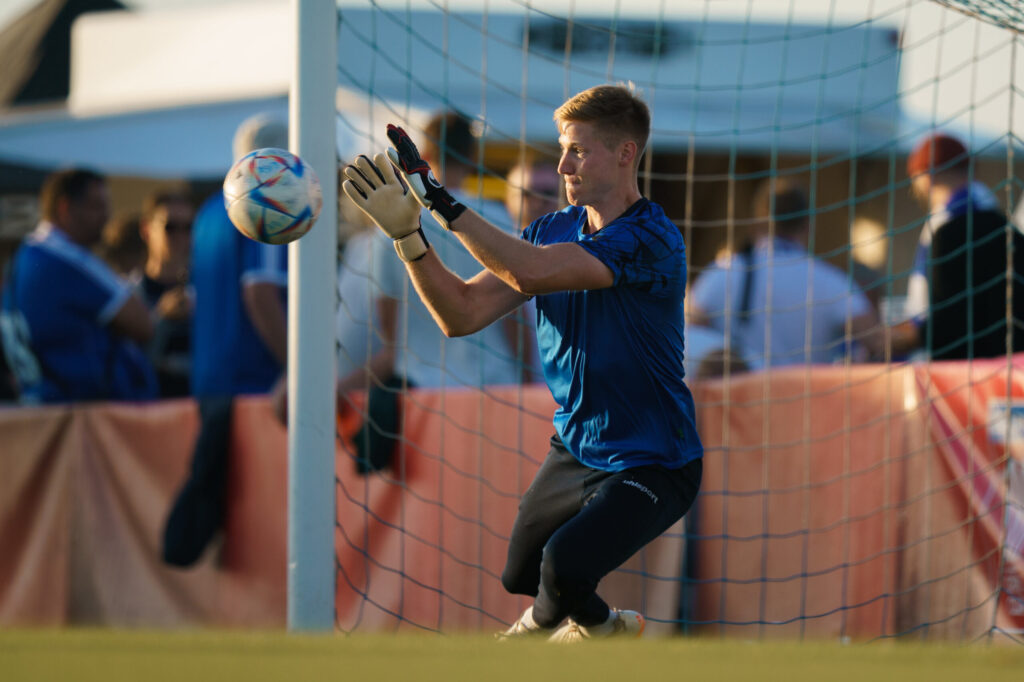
[373,190,522,388]
[190,192,287,397]
[523,199,703,472]
[0,223,157,403]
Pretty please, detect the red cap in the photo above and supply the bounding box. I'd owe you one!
[907,133,968,177]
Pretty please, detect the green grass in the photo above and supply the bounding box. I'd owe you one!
[2,629,1023,682]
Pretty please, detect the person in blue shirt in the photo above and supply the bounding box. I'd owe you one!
[162,113,289,567]
[341,84,703,641]
[191,114,289,399]
[0,168,156,403]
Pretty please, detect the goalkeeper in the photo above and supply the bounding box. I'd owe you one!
[342,84,703,641]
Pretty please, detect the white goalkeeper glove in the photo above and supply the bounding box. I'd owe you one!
[341,153,430,262]
[385,123,466,230]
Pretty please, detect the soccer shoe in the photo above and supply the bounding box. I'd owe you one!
[547,608,645,643]
[495,606,550,640]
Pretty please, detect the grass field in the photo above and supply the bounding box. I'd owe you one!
[3,630,1023,682]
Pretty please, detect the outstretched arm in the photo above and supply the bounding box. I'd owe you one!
[445,210,612,295]
[405,250,529,337]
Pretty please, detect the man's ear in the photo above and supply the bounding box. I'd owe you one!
[619,140,638,167]
[138,218,152,245]
[55,196,70,225]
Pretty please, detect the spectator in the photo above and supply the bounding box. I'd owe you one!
[137,189,194,398]
[0,168,156,403]
[348,111,523,392]
[98,212,147,280]
[682,286,751,380]
[892,132,1024,360]
[335,112,523,472]
[336,185,384,388]
[505,160,563,232]
[335,186,396,472]
[162,113,289,567]
[690,178,882,368]
[504,160,562,383]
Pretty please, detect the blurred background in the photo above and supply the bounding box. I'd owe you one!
[1,0,1023,644]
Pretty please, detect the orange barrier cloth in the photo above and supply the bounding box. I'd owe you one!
[0,398,291,627]
[0,405,72,625]
[328,385,685,634]
[898,360,1024,639]
[0,391,684,632]
[693,364,908,639]
[2,361,1022,638]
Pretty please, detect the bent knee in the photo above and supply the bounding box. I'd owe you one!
[501,566,538,597]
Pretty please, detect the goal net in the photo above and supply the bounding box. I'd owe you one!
[329,0,1024,641]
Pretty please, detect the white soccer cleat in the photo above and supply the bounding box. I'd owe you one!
[547,608,645,643]
[495,606,550,640]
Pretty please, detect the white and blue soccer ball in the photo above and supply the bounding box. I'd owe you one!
[223,147,323,245]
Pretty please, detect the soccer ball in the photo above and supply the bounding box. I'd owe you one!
[223,147,323,245]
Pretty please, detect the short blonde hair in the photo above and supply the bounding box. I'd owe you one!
[553,84,650,154]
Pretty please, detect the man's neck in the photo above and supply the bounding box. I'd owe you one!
[585,188,642,232]
[145,257,186,285]
[49,221,90,248]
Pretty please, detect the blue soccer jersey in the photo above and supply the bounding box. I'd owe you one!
[0,223,157,403]
[190,192,287,397]
[522,199,703,471]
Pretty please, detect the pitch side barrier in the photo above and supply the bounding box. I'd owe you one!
[0,359,1021,640]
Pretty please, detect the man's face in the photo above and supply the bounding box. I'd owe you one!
[62,180,111,245]
[557,121,620,208]
[910,173,932,211]
[143,200,193,265]
[506,165,561,230]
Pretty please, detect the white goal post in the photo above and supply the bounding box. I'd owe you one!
[287,0,338,633]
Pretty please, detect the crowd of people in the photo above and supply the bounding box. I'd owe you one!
[1,99,1022,604]
[3,121,1017,412]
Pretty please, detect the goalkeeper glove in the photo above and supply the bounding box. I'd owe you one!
[385,123,466,230]
[342,153,430,262]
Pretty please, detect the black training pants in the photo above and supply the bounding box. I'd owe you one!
[501,435,702,628]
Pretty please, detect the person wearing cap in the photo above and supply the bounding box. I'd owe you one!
[503,159,563,383]
[892,132,1024,360]
[162,113,291,567]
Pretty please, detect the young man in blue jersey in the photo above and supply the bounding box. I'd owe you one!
[342,84,703,641]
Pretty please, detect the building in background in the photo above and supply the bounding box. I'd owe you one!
[0,2,1020,294]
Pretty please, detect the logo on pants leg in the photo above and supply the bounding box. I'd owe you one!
[622,479,658,504]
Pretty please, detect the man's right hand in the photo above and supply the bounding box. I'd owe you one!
[342,153,430,262]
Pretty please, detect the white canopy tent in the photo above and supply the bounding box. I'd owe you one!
[0,2,918,180]
[0,2,387,178]
[0,96,291,178]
